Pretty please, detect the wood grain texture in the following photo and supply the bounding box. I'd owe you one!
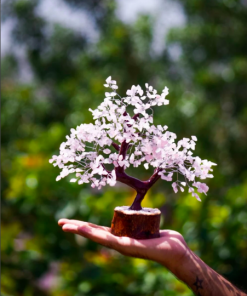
[111,207,161,239]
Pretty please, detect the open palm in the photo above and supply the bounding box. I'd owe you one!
[58,219,189,272]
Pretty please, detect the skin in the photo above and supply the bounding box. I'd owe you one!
[58,219,246,296]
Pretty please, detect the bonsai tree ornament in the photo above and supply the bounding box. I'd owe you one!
[50,76,216,239]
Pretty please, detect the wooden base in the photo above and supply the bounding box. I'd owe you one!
[111,206,161,239]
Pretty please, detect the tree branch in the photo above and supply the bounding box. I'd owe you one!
[132,113,140,121]
[144,168,162,189]
[115,169,148,193]
[126,113,140,128]
[101,164,110,174]
[115,166,161,210]
[112,112,160,209]
[119,140,129,159]
[111,142,120,152]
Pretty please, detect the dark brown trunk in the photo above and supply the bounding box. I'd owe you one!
[129,191,147,211]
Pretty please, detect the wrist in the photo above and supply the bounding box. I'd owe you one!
[168,245,192,279]
[156,235,191,276]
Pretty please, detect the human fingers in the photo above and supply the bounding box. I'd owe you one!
[59,220,182,242]
[62,222,129,251]
[60,221,185,262]
[61,222,151,258]
[58,219,111,232]
[59,220,185,255]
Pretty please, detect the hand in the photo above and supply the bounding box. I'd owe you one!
[58,219,247,296]
[58,219,190,273]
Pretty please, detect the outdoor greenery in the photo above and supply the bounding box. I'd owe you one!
[1,0,247,295]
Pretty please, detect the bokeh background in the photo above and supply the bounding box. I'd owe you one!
[1,0,247,295]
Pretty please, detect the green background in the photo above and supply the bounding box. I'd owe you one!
[1,1,247,295]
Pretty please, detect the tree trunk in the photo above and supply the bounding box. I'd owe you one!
[129,191,147,211]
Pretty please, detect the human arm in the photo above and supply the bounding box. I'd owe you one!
[58,219,246,296]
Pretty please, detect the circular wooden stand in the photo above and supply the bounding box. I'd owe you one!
[111,206,161,239]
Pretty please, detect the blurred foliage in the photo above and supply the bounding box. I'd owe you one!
[1,0,247,295]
